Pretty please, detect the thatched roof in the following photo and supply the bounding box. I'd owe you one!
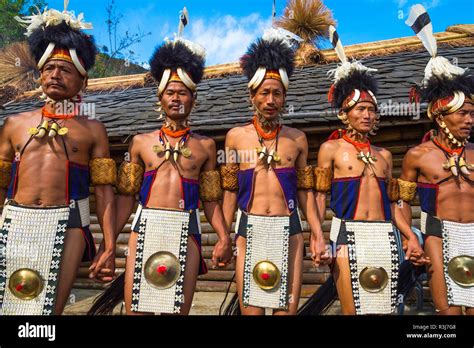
[1,25,473,138]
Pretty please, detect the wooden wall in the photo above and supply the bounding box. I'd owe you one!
[74,120,432,296]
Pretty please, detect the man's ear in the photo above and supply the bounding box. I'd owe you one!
[35,70,43,85]
[82,76,89,90]
[249,90,256,103]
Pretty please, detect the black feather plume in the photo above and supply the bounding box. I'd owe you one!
[28,21,97,71]
[149,40,205,85]
[240,38,295,82]
[418,71,474,103]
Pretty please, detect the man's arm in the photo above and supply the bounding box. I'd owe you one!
[0,117,16,208]
[379,148,397,221]
[88,121,116,281]
[115,137,143,238]
[221,129,239,232]
[393,147,430,265]
[201,137,232,267]
[308,139,335,266]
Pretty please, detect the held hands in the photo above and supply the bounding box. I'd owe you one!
[211,234,233,269]
[88,241,116,282]
[404,238,431,266]
[310,233,331,268]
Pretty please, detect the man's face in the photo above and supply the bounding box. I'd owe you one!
[442,102,474,141]
[160,82,194,121]
[346,101,377,135]
[40,60,84,100]
[251,79,286,121]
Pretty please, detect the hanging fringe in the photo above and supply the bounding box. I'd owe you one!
[219,272,241,315]
[297,275,338,315]
[221,293,241,315]
[87,273,125,315]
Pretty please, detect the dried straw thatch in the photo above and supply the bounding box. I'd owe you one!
[274,0,335,45]
[0,41,37,93]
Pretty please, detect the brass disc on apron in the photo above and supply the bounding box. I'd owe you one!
[144,251,181,289]
[8,268,44,300]
[359,266,389,293]
[448,255,474,287]
[253,260,281,290]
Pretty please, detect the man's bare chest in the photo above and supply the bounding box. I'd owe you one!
[234,136,299,168]
[140,137,208,173]
[333,147,389,178]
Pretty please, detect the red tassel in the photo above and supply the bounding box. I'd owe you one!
[421,129,435,143]
[327,84,335,103]
[328,128,345,140]
[409,86,420,104]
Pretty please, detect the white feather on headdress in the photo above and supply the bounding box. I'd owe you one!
[328,61,377,84]
[166,7,206,60]
[15,6,92,37]
[165,36,206,60]
[406,4,466,86]
[262,27,303,49]
[327,25,376,83]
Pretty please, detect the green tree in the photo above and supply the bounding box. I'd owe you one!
[89,0,150,77]
[0,0,47,49]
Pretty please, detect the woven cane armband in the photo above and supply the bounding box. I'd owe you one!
[387,178,399,202]
[89,158,117,186]
[297,166,314,190]
[314,167,333,193]
[200,170,223,202]
[398,178,417,202]
[0,159,12,189]
[220,164,239,191]
[117,162,144,195]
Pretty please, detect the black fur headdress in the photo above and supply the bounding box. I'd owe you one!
[240,38,295,82]
[417,71,474,104]
[327,25,378,110]
[28,21,97,71]
[331,69,378,109]
[149,40,205,87]
[15,4,96,74]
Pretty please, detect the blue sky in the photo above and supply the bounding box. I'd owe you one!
[45,0,474,67]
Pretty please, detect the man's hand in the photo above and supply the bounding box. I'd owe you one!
[404,238,431,266]
[211,235,233,269]
[310,233,330,268]
[89,242,116,282]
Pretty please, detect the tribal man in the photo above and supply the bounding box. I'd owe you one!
[221,29,327,315]
[0,3,116,315]
[395,5,474,315]
[89,33,233,315]
[305,25,427,315]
